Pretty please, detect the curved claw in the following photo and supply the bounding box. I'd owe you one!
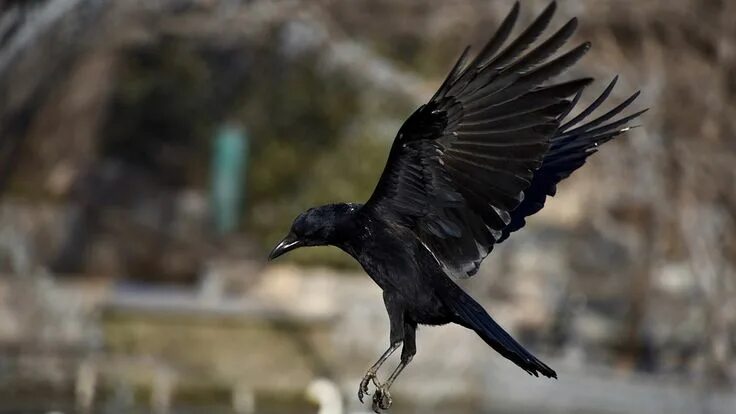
[358,371,379,403]
[372,386,392,412]
[358,379,369,403]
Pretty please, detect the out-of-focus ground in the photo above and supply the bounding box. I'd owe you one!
[0,0,735,413]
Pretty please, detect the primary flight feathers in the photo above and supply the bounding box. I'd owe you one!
[365,1,645,278]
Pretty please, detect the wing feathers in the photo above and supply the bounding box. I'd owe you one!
[464,78,592,121]
[431,47,473,102]
[467,1,521,69]
[561,91,642,136]
[365,2,644,278]
[559,75,618,130]
[497,17,578,77]
[463,42,591,111]
[497,81,646,244]
[482,2,557,72]
[458,101,569,133]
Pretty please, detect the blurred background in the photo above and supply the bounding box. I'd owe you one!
[1,0,735,413]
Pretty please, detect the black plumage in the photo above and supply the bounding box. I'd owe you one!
[268,2,645,411]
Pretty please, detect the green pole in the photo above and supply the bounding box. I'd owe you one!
[211,123,249,235]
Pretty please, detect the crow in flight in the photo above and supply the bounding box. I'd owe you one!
[269,2,645,411]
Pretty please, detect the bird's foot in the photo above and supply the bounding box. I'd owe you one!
[371,385,392,412]
[358,370,381,403]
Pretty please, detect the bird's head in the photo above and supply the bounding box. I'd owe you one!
[268,203,359,260]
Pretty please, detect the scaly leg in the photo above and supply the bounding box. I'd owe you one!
[358,341,400,403]
[360,291,405,404]
[372,321,416,412]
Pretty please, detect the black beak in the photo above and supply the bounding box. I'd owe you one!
[268,231,303,260]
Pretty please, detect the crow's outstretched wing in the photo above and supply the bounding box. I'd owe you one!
[364,2,643,278]
[496,77,647,243]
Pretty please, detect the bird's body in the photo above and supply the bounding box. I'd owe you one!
[298,201,557,379]
[269,2,645,412]
[295,203,452,324]
[342,207,452,325]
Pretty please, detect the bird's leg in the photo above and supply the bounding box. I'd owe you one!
[360,291,405,404]
[358,341,400,403]
[372,321,416,412]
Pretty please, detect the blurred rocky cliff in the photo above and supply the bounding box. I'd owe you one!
[0,0,735,412]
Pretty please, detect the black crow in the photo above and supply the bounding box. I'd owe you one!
[269,2,645,411]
